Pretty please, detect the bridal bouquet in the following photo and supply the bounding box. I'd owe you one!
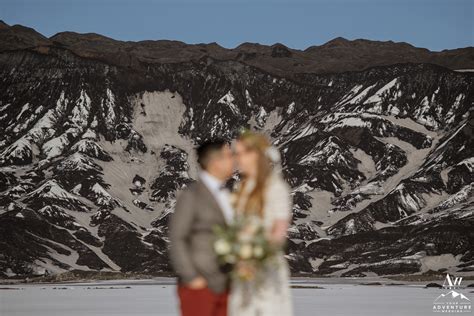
[213,216,277,282]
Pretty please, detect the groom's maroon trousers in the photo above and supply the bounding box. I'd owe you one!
[177,285,229,316]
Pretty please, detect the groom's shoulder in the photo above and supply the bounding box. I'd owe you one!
[177,180,202,198]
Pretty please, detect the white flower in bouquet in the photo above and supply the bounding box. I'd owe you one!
[214,239,232,255]
[239,243,253,259]
[253,245,264,259]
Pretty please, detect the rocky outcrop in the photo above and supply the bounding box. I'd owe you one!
[0,22,472,278]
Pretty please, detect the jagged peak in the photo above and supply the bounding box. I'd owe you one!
[307,36,426,52]
[196,41,223,48]
[50,31,119,43]
[91,182,112,197]
[271,42,289,48]
[134,39,186,46]
[55,152,103,172]
[233,42,267,50]
[1,21,472,74]
[323,37,350,46]
[27,179,73,199]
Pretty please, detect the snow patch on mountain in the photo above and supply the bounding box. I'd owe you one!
[413,96,440,129]
[344,84,376,105]
[336,84,364,106]
[218,91,239,115]
[70,90,91,127]
[102,88,117,129]
[363,78,398,105]
[255,106,268,127]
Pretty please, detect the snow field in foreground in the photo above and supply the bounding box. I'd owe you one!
[1,280,465,316]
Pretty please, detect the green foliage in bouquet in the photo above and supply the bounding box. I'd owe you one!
[212,215,278,282]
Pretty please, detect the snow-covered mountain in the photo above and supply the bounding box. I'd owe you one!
[0,21,473,278]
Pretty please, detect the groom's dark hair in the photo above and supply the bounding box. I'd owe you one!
[196,139,228,170]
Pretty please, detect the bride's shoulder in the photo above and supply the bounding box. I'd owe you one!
[266,172,290,194]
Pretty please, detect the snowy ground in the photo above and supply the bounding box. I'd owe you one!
[1,278,471,316]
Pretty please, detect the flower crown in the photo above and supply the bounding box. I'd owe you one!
[265,146,281,163]
[238,128,281,163]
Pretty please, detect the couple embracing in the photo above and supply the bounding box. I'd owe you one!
[169,131,293,316]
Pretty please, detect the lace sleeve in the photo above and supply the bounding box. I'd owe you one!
[265,175,292,221]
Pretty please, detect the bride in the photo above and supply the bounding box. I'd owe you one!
[229,130,294,316]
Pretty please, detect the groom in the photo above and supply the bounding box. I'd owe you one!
[169,139,235,316]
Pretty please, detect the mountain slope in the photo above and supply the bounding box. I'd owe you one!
[0,22,473,278]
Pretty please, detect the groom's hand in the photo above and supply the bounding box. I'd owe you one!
[186,276,207,289]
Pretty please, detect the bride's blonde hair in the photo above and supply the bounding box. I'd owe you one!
[234,130,273,217]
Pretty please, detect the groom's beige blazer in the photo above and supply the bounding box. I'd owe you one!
[169,180,230,294]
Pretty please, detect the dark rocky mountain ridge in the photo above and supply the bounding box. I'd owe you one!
[0,21,472,278]
[1,20,473,76]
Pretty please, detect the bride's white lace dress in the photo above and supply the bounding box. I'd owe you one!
[229,172,294,316]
